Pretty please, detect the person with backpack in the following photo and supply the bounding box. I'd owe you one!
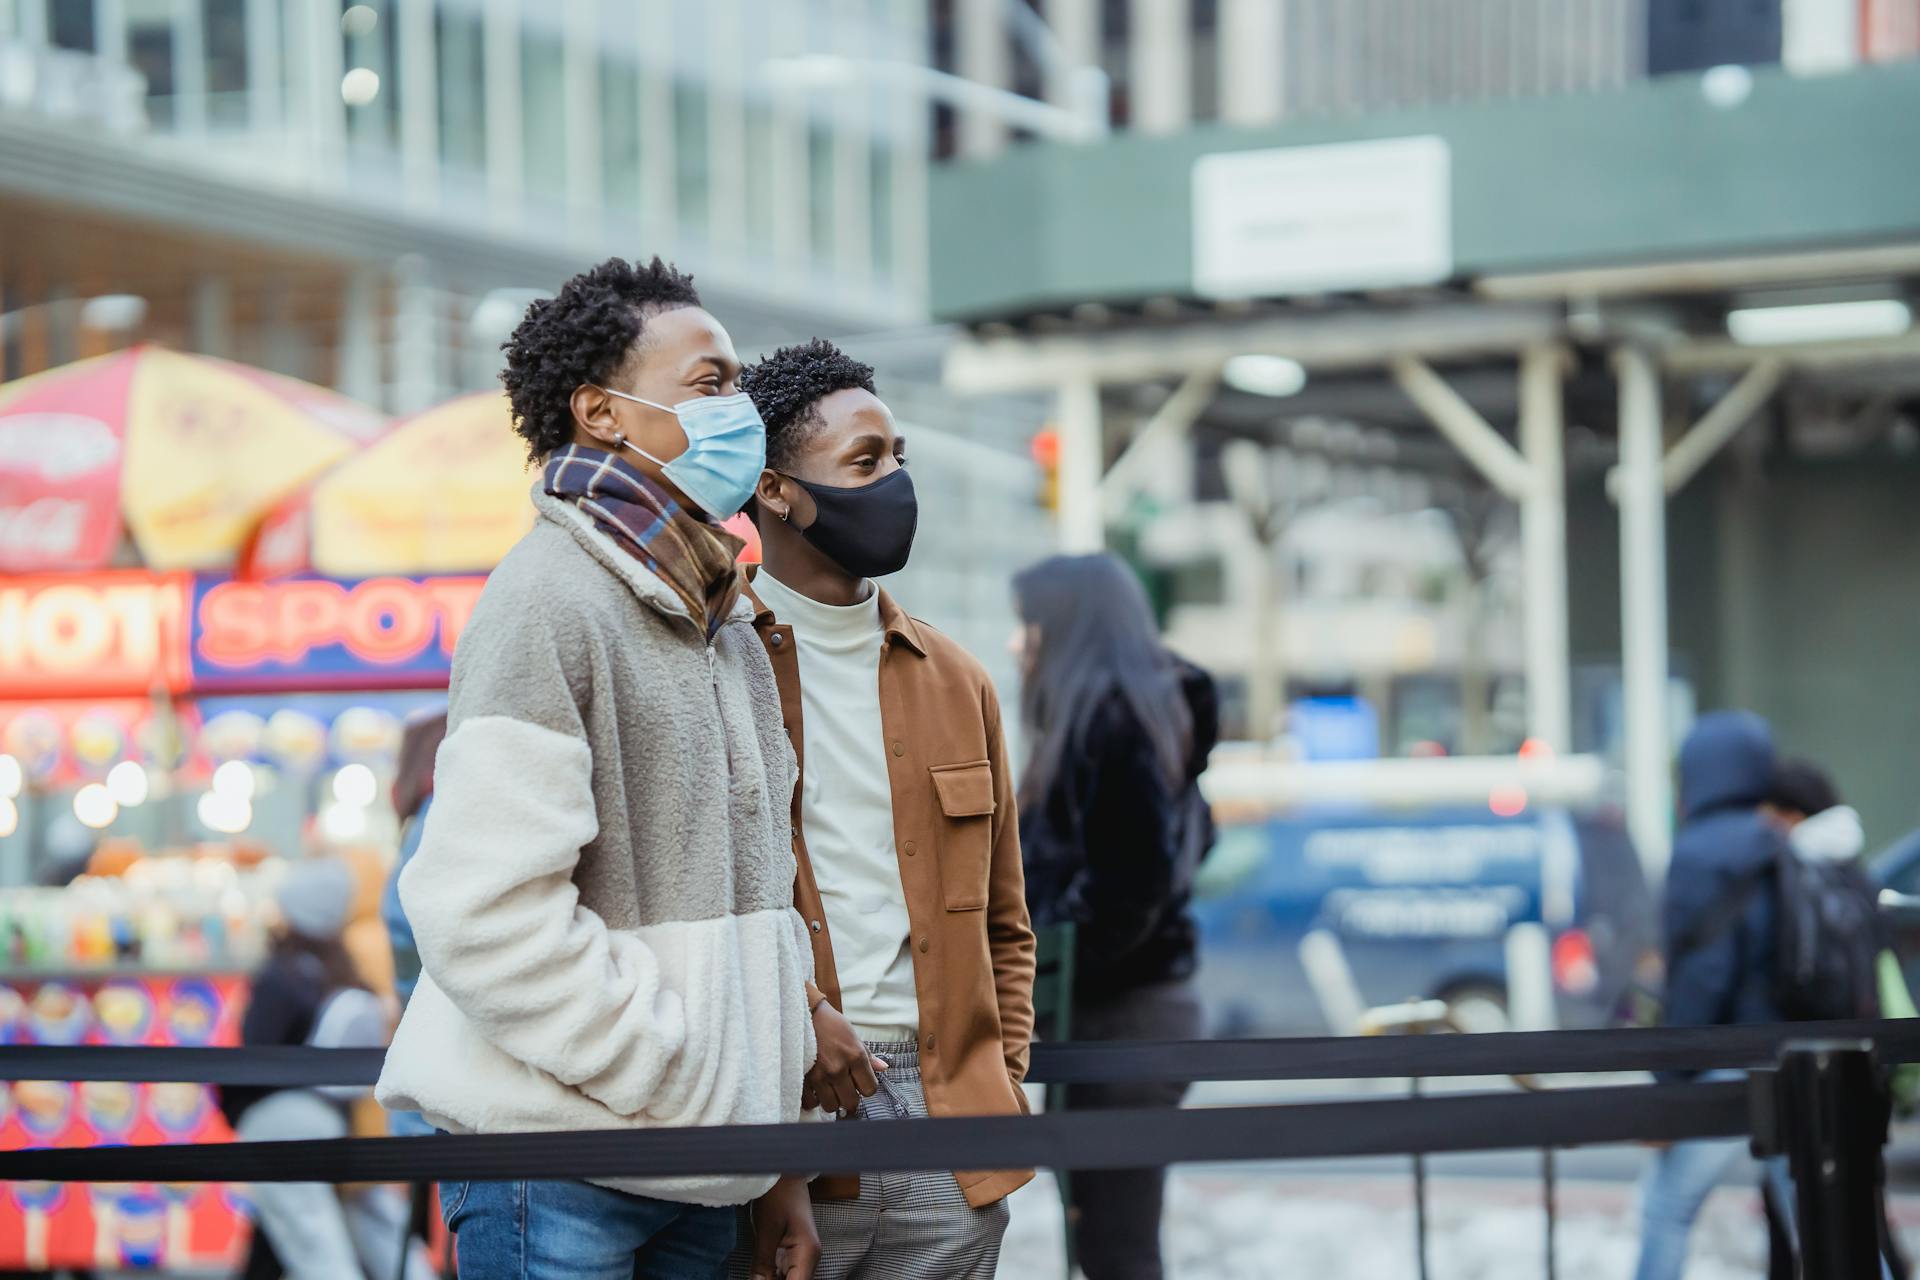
[1635,711,1793,1280]
[1760,759,1908,1280]
[1635,713,1888,1280]
[223,857,436,1280]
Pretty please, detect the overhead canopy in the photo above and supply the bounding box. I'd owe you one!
[931,62,1920,324]
[0,346,385,572]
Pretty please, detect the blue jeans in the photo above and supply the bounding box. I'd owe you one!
[1634,1135,1794,1280]
[1633,1070,1888,1280]
[443,1179,737,1280]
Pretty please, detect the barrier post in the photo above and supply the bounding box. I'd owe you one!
[1541,1147,1557,1280]
[1410,1074,1431,1280]
[1751,1039,1887,1280]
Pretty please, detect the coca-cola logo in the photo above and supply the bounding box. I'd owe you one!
[0,497,90,559]
[0,414,120,481]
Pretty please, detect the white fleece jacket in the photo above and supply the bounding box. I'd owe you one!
[377,490,817,1207]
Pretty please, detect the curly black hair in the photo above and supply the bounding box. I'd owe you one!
[499,256,702,463]
[738,338,878,472]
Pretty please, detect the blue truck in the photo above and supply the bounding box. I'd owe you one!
[1191,805,1657,1037]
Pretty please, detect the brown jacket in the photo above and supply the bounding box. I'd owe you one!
[747,576,1037,1208]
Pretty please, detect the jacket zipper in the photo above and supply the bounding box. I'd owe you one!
[700,629,735,779]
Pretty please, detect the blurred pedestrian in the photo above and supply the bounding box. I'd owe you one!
[1761,759,1908,1280]
[1635,712,1800,1280]
[32,814,95,887]
[374,258,820,1279]
[1013,552,1219,1280]
[382,708,445,1015]
[380,708,445,1143]
[224,857,435,1280]
[726,339,1035,1278]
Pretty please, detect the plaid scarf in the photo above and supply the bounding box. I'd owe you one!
[543,445,746,640]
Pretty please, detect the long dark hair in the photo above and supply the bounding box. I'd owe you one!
[277,932,371,994]
[1013,553,1192,807]
[391,709,447,823]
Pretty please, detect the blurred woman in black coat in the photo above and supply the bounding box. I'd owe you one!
[1013,553,1219,1280]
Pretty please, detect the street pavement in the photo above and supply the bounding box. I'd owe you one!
[1002,1164,1920,1278]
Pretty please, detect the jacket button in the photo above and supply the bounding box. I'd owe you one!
[891,741,905,757]
[918,937,929,953]
[771,633,784,646]
[810,920,822,933]
[904,840,917,857]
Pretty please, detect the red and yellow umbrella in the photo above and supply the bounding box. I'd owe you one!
[246,391,761,578]
[248,391,538,578]
[0,347,385,572]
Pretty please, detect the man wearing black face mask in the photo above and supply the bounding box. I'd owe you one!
[730,340,1036,1280]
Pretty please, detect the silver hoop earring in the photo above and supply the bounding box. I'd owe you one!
[779,509,790,523]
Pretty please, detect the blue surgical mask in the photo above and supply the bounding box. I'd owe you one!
[600,387,767,521]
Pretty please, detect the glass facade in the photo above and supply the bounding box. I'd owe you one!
[2,0,931,317]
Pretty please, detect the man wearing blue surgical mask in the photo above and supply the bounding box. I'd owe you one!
[378,258,825,1279]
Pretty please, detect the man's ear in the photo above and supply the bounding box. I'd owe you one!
[569,384,622,449]
[754,468,790,523]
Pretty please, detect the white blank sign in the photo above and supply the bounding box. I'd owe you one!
[1192,135,1453,299]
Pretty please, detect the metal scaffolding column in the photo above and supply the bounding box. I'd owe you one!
[1615,345,1673,878]
[1055,374,1104,552]
[1519,345,1571,752]
[1392,351,1571,753]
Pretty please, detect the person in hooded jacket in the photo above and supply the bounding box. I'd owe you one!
[1635,711,1797,1280]
[1760,760,1908,1280]
[1013,552,1219,1280]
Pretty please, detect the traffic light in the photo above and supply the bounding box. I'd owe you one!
[1030,425,1060,511]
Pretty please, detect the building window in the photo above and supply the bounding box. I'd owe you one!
[601,59,642,219]
[674,80,710,240]
[808,123,833,266]
[346,0,396,154]
[438,11,485,175]
[869,143,894,284]
[51,0,94,51]
[744,101,777,264]
[521,34,566,195]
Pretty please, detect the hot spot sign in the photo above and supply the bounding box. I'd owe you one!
[0,574,190,700]
[0,572,485,698]
[189,576,485,691]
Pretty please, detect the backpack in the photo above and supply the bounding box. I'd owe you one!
[1772,851,1883,1022]
[305,986,387,1102]
[1673,844,1882,1023]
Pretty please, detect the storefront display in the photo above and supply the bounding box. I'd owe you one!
[0,854,276,974]
[0,563,457,1270]
[0,360,487,1272]
[0,971,249,1271]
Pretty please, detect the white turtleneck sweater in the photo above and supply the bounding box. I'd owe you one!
[754,570,919,1043]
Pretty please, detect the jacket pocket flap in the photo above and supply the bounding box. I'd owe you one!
[930,762,995,817]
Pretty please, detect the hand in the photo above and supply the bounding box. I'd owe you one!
[804,1001,887,1116]
[749,1175,820,1280]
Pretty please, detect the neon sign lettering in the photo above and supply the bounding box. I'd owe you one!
[0,575,187,698]
[195,576,484,671]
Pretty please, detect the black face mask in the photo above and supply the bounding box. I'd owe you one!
[788,467,919,579]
